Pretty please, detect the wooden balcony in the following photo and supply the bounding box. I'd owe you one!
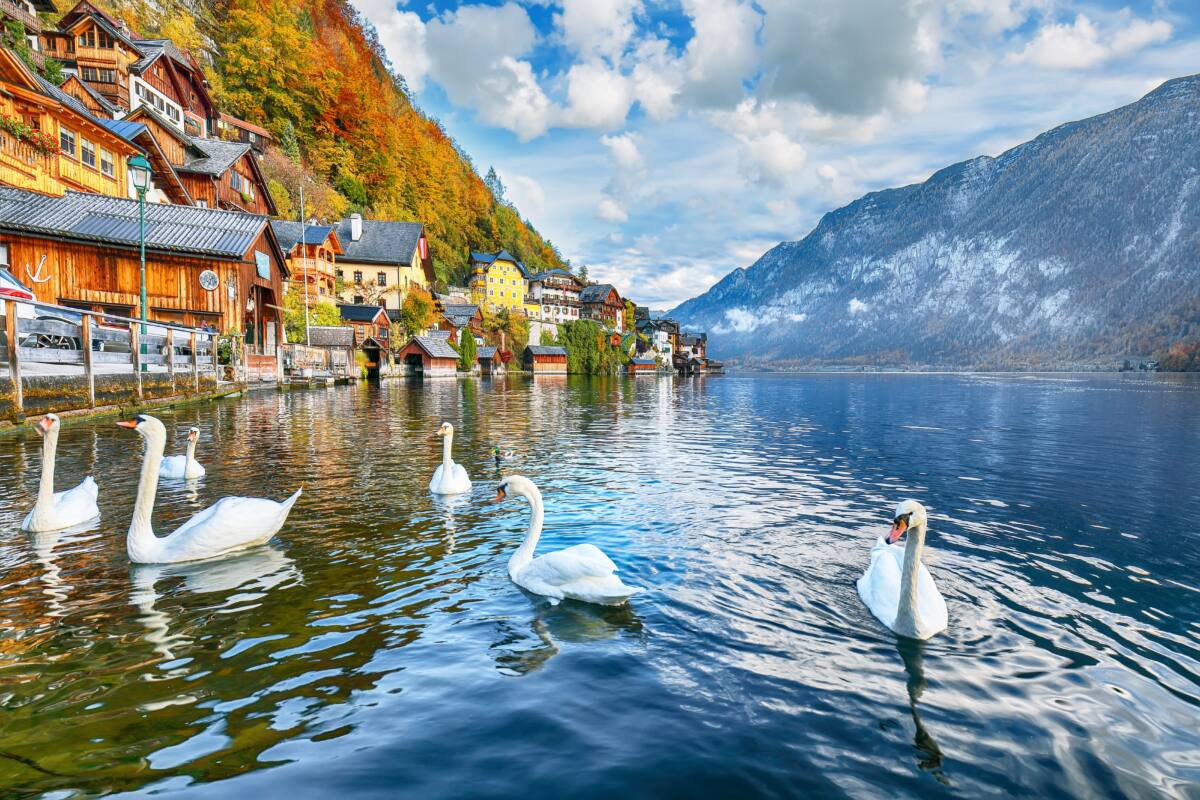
[0,0,41,32]
[0,134,59,194]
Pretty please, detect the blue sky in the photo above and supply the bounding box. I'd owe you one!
[351,0,1198,310]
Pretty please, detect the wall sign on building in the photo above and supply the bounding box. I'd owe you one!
[255,250,271,280]
[199,269,219,291]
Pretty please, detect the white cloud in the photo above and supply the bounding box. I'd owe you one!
[679,0,760,108]
[1009,14,1172,70]
[597,197,629,222]
[631,37,684,119]
[361,8,430,91]
[737,130,808,187]
[561,61,633,129]
[555,0,641,62]
[500,170,547,220]
[848,298,870,315]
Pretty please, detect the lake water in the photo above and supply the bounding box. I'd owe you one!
[1,373,1199,798]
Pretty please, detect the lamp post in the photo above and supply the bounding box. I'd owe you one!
[129,154,153,339]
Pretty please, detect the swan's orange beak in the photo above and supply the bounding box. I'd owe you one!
[491,485,507,504]
[887,517,908,544]
[35,417,53,434]
[116,419,139,429]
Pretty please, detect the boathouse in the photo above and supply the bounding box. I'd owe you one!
[477,345,498,374]
[397,335,458,377]
[523,344,568,374]
[628,357,657,374]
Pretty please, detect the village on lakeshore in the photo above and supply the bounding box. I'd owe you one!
[0,1,721,423]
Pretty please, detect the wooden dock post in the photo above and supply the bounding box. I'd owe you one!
[130,322,143,401]
[80,314,95,407]
[5,299,22,416]
[165,328,175,394]
[191,331,199,392]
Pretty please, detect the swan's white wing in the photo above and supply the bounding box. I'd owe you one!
[52,476,100,527]
[915,560,948,636]
[451,464,472,489]
[522,543,618,587]
[429,464,445,493]
[185,458,206,478]
[160,456,187,479]
[160,493,297,561]
[857,538,903,629]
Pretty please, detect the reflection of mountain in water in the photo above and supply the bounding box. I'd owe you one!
[491,599,645,677]
[896,638,948,784]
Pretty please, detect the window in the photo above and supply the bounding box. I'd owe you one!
[353,295,364,304]
[59,128,76,156]
[99,31,113,48]
[377,272,386,287]
[78,30,94,47]
[353,271,362,284]
[80,138,95,168]
[335,269,343,279]
[196,200,208,208]
[99,148,114,177]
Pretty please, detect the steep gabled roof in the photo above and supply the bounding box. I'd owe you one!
[58,1,143,54]
[337,304,389,323]
[529,268,582,285]
[0,187,269,258]
[178,136,252,175]
[525,345,567,356]
[60,73,120,117]
[442,303,480,327]
[335,219,424,265]
[470,249,531,278]
[307,326,355,348]
[219,112,271,140]
[580,283,619,304]
[270,221,340,254]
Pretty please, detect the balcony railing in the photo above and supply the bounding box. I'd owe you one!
[0,0,41,32]
[0,132,54,175]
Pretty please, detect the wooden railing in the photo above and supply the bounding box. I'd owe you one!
[0,132,54,175]
[0,0,41,32]
[1,297,220,417]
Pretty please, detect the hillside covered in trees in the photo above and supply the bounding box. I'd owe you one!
[75,0,568,286]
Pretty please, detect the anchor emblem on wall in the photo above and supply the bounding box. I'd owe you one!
[25,254,50,284]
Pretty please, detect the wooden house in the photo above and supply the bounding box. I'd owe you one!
[216,112,272,155]
[438,303,482,342]
[628,357,657,374]
[271,222,342,299]
[523,344,567,374]
[0,185,289,349]
[580,283,624,332]
[41,1,142,111]
[337,303,390,349]
[0,0,54,69]
[0,48,138,198]
[335,214,435,312]
[397,334,458,377]
[126,37,216,138]
[477,344,498,373]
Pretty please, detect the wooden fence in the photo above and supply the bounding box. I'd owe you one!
[0,297,221,420]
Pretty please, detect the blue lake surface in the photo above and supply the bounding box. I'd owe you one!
[1,373,1198,798]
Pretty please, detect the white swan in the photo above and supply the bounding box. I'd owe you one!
[429,422,472,495]
[493,475,641,606]
[160,427,206,480]
[21,413,100,532]
[857,500,948,640]
[118,414,302,564]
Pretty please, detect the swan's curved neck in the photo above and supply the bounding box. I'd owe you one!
[508,486,544,577]
[129,430,165,554]
[185,436,197,462]
[32,427,59,525]
[442,430,453,469]
[895,521,927,637]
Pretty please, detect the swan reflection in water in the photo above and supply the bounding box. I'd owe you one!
[27,518,103,618]
[491,595,645,676]
[129,545,302,660]
[895,637,948,784]
[430,493,470,554]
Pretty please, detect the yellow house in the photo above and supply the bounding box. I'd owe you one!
[469,250,536,316]
[0,47,136,199]
[334,214,436,311]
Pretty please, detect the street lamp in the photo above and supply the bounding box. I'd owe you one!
[129,154,152,331]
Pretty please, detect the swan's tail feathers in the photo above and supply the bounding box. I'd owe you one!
[81,475,99,499]
[278,488,302,519]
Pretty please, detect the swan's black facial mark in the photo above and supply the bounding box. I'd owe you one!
[888,512,912,544]
[492,484,508,504]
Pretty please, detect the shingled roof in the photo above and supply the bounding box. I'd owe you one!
[442,303,479,327]
[408,335,458,359]
[337,304,389,323]
[178,136,252,176]
[525,345,567,356]
[0,187,270,258]
[61,74,120,116]
[470,249,531,278]
[306,326,355,348]
[335,219,424,266]
[270,221,337,253]
[580,284,619,304]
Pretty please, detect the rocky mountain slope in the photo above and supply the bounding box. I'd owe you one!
[672,76,1200,368]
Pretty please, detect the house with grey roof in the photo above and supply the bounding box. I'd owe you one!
[579,283,625,332]
[271,221,343,300]
[397,334,459,377]
[523,344,568,374]
[334,214,437,313]
[0,186,290,351]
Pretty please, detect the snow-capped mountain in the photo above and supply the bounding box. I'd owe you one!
[671,75,1200,368]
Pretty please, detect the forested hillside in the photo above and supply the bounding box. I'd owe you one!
[71,0,567,286]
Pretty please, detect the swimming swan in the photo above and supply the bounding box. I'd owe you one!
[857,500,948,640]
[21,413,100,532]
[160,427,206,480]
[118,414,301,564]
[493,475,641,606]
[429,422,472,495]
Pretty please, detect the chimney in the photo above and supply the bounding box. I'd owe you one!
[350,213,363,242]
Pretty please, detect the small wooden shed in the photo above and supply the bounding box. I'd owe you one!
[628,357,658,374]
[523,345,568,374]
[397,335,458,376]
